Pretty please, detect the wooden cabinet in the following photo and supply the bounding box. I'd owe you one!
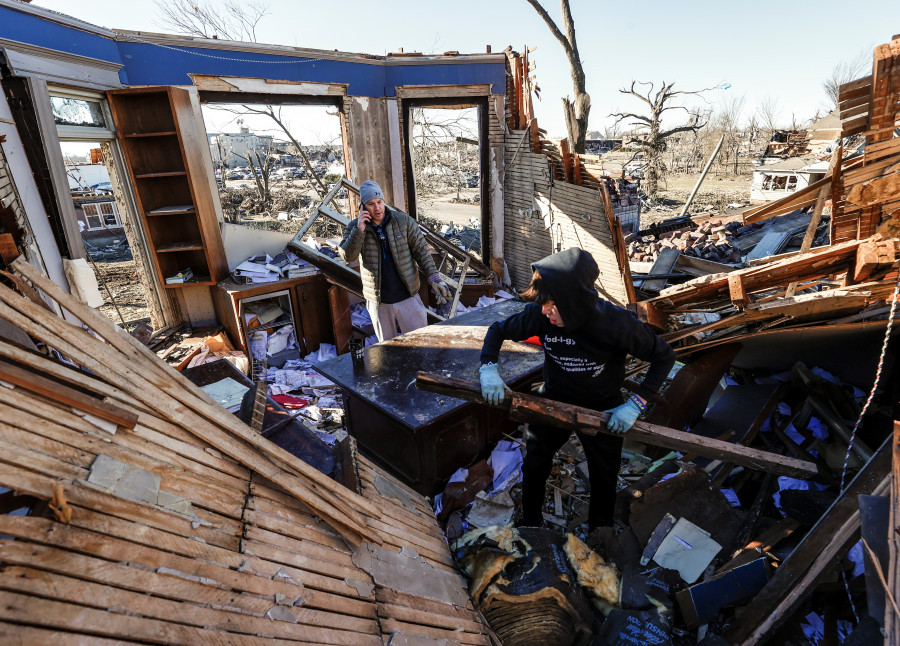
[216,275,337,356]
[107,87,227,288]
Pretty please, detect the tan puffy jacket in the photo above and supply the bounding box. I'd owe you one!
[339,207,437,305]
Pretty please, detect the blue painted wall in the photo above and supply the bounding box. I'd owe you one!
[4,5,505,95]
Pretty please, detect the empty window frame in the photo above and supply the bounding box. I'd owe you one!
[82,201,122,229]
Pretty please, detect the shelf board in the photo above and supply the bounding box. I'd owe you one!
[155,242,204,253]
[135,171,187,179]
[163,276,213,289]
[123,131,177,138]
[147,205,195,216]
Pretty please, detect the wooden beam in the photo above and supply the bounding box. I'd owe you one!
[416,372,818,478]
[728,273,749,308]
[853,236,896,283]
[785,185,831,297]
[0,359,138,430]
[628,300,667,332]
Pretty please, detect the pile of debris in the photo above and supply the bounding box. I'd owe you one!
[627,209,831,269]
[433,347,891,645]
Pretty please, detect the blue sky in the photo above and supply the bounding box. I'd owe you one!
[34,0,900,138]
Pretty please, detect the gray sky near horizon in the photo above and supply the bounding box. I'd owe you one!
[35,0,900,141]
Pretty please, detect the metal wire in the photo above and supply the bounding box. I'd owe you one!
[839,267,900,491]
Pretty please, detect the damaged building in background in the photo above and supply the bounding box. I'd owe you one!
[1,1,900,644]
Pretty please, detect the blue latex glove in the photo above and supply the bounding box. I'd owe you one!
[480,363,511,405]
[605,399,642,434]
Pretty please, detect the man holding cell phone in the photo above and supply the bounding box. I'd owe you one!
[339,180,452,341]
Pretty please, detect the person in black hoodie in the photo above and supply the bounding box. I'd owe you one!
[479,247,675,529]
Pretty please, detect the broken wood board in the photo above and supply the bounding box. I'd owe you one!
[416,372,817,478]
[724,435,891,645]
[8,258,379,546]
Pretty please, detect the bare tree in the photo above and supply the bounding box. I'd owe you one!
[714,95,746,175]
[756,95,781,134]
[524,0,590,153]
[410,108,479,211]
[823,50,870,110]
[234,145,274,205]
[154,0,269,42]
[611,81,714,195]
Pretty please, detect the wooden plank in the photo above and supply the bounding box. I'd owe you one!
[1,567,379,642]
[0,622,143,646]
[416,372,818,478]
[379,618,491,646]
[725,437,891,645]
[11,258,379,533]
[0,234,16,265]
[0,539,273,615]
[838,74,873,100]
[0,279,373,546]
[0,589,362,646]
[0,359,138,429]
[0,401,248,517]
[0,515,373,613]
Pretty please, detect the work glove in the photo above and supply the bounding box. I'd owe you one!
[428,273,452,305]
[604,398,642,434]
[480,363,511,406]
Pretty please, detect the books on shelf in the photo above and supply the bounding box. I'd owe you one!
[165,267,193,284]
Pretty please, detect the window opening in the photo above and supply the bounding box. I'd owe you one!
[408,106,482,255]
[200,102,347,239]
[60,140,148,329]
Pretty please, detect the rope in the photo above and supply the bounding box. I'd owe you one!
[836,267,900,626]
[839,267,900,491]
[841,569,861,624]
[121,35,332,65]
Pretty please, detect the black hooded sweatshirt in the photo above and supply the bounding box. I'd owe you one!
[480,248,675,407]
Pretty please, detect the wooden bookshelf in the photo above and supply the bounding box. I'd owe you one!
[107,87,227,289]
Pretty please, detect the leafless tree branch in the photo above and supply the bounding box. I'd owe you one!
[153,0,270,42]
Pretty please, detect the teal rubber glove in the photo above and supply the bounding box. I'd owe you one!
[605,399,642,434]
[480,363,511,405]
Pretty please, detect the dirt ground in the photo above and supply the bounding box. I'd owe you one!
[640,172,754,225]
[92,254,152,329]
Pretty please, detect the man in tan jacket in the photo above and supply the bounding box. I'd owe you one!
[339,180,452,341]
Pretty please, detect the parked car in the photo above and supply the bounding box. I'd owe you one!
[624,160,645,177]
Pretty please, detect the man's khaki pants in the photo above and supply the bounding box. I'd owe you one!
[367,294,428,341]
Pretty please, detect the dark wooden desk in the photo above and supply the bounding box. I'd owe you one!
[314,300,544,495]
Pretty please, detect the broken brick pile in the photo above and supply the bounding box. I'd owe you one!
[626,219,750,264]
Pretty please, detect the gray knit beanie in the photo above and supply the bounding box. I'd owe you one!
[360,180,384,206]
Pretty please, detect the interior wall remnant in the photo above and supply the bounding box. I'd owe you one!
[0,71,81,260]
[346,96,395,205]
[490,94,508,282]
[503,130,629,306]
[0,78,68,315]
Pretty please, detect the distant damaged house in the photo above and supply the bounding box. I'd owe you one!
[750,156,830,202]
